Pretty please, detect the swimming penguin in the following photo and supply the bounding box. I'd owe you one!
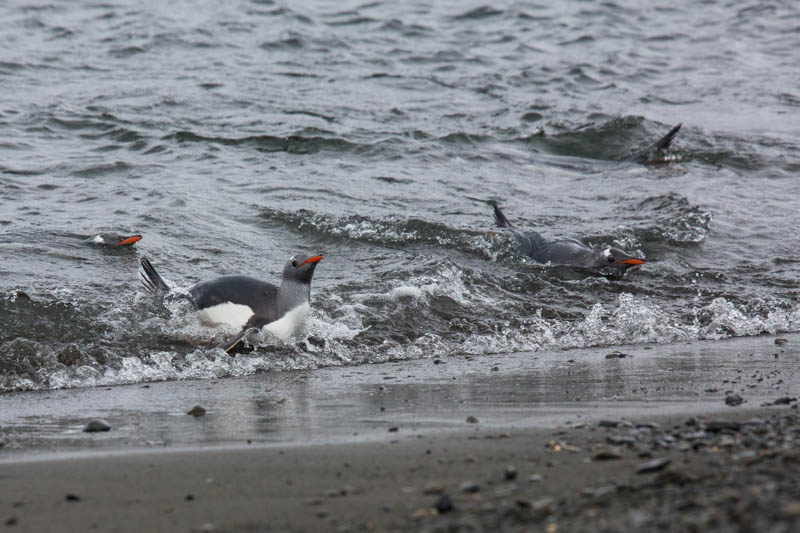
[491,203,645,271]
[85,233,142,247]
[629,123,682,164]
[139,253,323,353]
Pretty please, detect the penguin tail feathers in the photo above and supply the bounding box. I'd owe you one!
[490,201,513,228]
[139,256,170,294]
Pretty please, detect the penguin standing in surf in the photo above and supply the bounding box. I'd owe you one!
[491,203,645,271]
[139,253,323,353]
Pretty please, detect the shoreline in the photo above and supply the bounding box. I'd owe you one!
[1,334,799,531]
[2,333,797,459]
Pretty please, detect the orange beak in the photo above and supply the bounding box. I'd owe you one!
[618,258,645,265]
[114,235,143,246]
[299,254,323,266]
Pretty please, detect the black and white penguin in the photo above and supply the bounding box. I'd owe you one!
[492,204,644,271]
[139,253,323,352]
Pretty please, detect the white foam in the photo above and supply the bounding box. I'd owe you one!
[389,286,423,300]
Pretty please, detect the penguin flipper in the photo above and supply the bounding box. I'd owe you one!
[651,122,682,152]
[631,122,682,164]
[223,328,252,355]
[490,202,513,228]
[139,256,170,294]
[224,316,268,355]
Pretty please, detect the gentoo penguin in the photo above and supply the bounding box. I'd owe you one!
[85,233,142,247]
[629,123,682,164]
[491,203,645,271]
[139,253,323,353]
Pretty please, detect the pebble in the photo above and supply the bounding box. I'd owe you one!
[5,517,17,526]
[528,474,543,482]
[434,494,454,514]
[705,420,741,432]
[598,420,620,428]
[607,435,637,446]
[186,406,206,417]
[423,482,444,495]
[593,447,622,461]
[185,494,194,501]
[725,394,744,406]
[775,338,789,346]
[682,430,708,440]
[65,493,81,502]
[605,351,629,359]
[504,465,517,481]
[733,450,758,463]
[773,397,795,405]
[459,481,480,493]
[83,419,111,432]
[635,457,670,474]
[781,502,800,517]
[466,416,479,424]
[582,485,616,498]
[411,508,432,519]
[388,426,399,432]
[479,502,497,514]
[531,497,555,518]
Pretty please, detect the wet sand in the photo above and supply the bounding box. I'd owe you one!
[1,334,799,531]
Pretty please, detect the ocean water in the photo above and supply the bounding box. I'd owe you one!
[1,0,799,391]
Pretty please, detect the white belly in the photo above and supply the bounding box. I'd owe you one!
[262,302,310,341]
[197,302,254,329]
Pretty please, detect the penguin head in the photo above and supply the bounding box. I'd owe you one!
[88,233,142,247]
[601,247,645,269]
[282,253,323,284]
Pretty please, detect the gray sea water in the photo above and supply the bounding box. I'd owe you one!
[1,0,799,391]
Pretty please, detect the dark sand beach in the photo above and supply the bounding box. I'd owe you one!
[2,334,799,532]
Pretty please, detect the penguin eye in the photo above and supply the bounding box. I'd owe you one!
[607,255,615,263]
[291,259,298,267]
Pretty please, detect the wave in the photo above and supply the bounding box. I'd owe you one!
[163,130,360,154]
[3,262,799,392]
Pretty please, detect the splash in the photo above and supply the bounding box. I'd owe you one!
[3,280,800,392]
